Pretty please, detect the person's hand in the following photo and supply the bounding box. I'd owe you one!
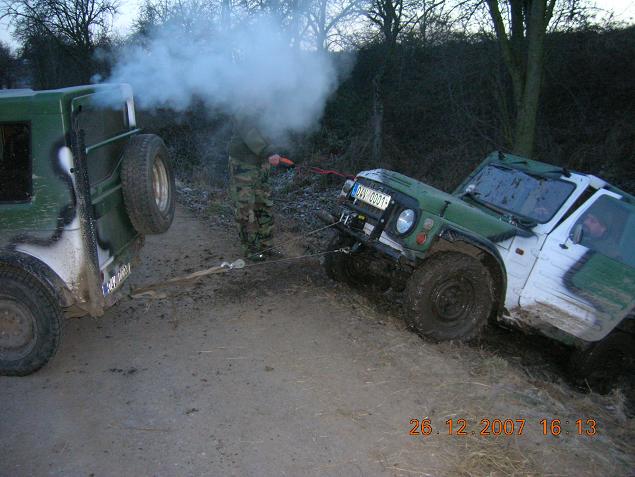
[267,154,281,166]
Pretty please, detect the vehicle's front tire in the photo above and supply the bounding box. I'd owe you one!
[121,134,175,235]
[0,266,62,376]
[324,235,368,287]
[404,252,493,341]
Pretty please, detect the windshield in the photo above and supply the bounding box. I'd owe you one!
[464,165,575,223]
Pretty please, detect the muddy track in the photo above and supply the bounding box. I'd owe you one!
[1,205,633,476]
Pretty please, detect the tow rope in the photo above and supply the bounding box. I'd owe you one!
[279,157,355,180]
[306,166,355,180]
[130,219,347,299]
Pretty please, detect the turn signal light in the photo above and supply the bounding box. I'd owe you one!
[416,232,427,245]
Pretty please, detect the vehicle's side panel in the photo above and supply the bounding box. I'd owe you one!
[498,234,543,309]
[0,106,95,305]
[12,143,91,302]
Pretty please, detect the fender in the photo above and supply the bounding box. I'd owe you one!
[434,225,508,315]
[0,250,75,308]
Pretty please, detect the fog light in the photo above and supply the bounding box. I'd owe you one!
[416,232,427,245]
[341,179,354,196]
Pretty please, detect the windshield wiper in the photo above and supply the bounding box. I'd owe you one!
[461,191,506,215]
[461,192,536,228]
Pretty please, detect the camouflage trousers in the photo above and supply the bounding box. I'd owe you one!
[228,156,274,255]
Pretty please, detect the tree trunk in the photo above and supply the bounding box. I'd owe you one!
[512,0,548,158]
[486,0,555,159]
[371,74,384,166]
[221,0,231,31]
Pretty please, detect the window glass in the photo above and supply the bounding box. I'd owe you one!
[78,102,128,147]
[0,123,31,202]
[78,99,129,184]
[467,165,575,223]
[573,195,635,268]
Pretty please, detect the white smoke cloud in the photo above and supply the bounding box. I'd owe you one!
[103,17,338,138]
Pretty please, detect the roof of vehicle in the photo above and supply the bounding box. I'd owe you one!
[464,151,635,205]
[0,89,36,97]
[0,84,124,117]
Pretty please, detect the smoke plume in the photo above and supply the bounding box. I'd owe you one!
[103,17,338,138]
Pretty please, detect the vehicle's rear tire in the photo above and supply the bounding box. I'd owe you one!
[0,266,62,376]
[121,134,175,234]
[570,330,634,394]
[404,252,493,341]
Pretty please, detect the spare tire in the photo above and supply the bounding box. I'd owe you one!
[121,134,175,234]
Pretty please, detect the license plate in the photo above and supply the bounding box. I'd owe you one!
[351,183,391,210]
[102,262,131,296]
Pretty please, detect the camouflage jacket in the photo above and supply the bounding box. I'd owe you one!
[228,114,277,163]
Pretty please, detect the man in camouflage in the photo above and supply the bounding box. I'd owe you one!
[227,112,283,259]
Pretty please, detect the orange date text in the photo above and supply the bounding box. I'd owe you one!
[409,418,598,436]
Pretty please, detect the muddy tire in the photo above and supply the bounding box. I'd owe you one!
[0,266,62,376]
[324,235,372,288]
[404,253,493,341]
[121,134,175,234]
[570,330,634,394]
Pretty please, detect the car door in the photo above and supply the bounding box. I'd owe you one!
[70,86,140,268]
[520,189,635,341]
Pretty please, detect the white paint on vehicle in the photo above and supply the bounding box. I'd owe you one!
[363,223,405,252]
[58,146,74,173]
[15,147,88,295]
[16,217,87,294]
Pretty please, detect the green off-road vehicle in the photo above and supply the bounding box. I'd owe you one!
[0,84,175,375]
[322,152,634,385]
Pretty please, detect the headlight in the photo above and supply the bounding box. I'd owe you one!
[396,209,416,234]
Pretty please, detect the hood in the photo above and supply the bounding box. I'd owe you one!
[357,169,530,242]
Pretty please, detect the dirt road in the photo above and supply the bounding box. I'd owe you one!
[1,205,634,476]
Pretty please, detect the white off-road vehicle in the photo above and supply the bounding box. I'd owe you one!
[322,152,634,388]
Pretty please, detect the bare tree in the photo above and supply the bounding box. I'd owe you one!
[305,0,362,51]
[483,0,586,157]
[133,0,219,37]
[364,0,445,165]
[2,0,118,82]
[0,41,18,87]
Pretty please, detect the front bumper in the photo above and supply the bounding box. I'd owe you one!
[319,210,417,265]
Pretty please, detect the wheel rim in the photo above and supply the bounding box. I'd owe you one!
[430,276,475,323]
[152,157,170,213]
[0,298,37,360]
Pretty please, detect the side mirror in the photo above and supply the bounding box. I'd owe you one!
[570,224,584,244]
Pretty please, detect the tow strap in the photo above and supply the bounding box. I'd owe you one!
[130,219,347,299]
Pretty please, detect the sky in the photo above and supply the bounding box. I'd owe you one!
[1,0,634,52]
